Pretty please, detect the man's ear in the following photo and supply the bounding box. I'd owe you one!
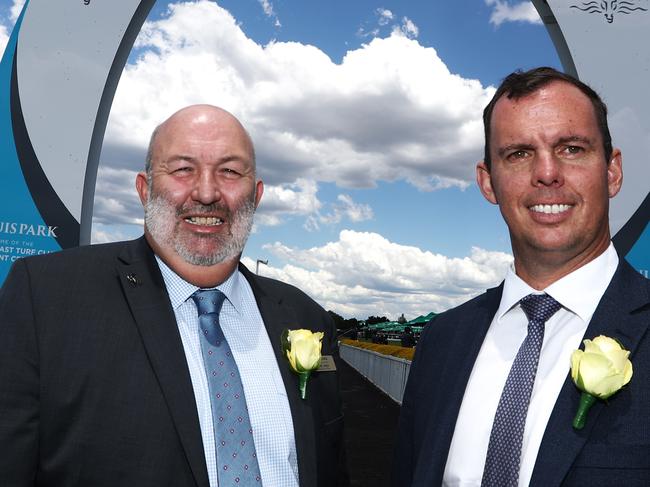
[135,172,149,206]
[607,148,623,198]
[476,160,498,204]
[254,180,264,208]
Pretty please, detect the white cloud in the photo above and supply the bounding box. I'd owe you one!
[336,194,373,222]
[376,8,394,26]
[485,0,542,27]
[96,1,493,231]
[360,7,419,39]
[398,17,419,39]
[256,179,321,226]
[105,2,492,180]
[0,23,8,55]
[259,0,273,17]
[92,167,143,225]
[0,0,24,55]
[258,0,281,28]
[245,230,512,318]
[91,223,142,244]
[304,193,373,231]
[10,0,25,23]
[255,179,373,230]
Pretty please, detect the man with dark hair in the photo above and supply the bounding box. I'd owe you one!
[482,67,613,169]
[0,105,348,487]
[393,67,650,486]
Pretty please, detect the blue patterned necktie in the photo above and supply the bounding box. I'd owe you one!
[191,289,262,485]
[481,293,562,487]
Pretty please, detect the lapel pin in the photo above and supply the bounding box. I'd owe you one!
[126,273,139,286]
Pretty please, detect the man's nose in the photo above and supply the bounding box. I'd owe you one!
[532,152,563,187]
[192,171,222,204]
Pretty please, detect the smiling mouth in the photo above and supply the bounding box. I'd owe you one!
[529,204,573,215]
[184,216,224,226]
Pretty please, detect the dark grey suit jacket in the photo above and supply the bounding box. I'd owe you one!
[393,258,650,486]
[0,237,348,487]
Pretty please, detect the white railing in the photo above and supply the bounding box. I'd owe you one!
[339,343,411,404]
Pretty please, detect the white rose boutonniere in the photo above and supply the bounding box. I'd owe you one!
[570,335,633,429]
[281,329,324,399]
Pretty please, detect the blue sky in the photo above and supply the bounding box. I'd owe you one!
[0,0,562,319]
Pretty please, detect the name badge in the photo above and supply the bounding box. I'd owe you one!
[317,355,337,372]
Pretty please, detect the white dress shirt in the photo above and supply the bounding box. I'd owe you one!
[156,257,299,487]
[443,243,619,487]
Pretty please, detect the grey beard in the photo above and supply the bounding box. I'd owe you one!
[144,193,255,266]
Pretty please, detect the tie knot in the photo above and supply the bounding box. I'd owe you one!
[191,288,226,315]
[520,293,561,324]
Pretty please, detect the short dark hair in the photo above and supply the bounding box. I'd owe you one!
[482,66,612,170]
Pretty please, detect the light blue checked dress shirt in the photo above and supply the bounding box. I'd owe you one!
[156,257,299,487]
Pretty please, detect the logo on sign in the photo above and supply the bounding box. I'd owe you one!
[570,1,648,23]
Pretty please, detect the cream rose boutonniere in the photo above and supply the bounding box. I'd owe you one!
[281,329,324,399]
[570,335,633,430]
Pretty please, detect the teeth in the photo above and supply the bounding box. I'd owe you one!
[530,204,572,214]
[185,216,223,225]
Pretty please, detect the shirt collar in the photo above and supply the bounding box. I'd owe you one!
[155,256,244,314]
[497,243,619,323]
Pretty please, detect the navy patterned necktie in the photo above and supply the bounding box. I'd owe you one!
[191,289,262,485]
[481,293,562,487]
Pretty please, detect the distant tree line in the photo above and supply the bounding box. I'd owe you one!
[327,311,358,331]
[328,311,391,331]
[366,315,390,325]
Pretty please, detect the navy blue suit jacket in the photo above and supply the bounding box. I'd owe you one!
[393,258,650,486]
[0,237,348,487]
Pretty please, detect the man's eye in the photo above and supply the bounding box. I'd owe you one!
[508,150,528,160]
[173,166,192,173]
[565,146,583,154]
[221,167,241,176]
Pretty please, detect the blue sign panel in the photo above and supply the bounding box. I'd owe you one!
[0,0,154,283]
[0,6,61,282]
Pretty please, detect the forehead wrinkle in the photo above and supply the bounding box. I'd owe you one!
[493,110,594,143]
[163,153,249,165]
[163,154,196,165]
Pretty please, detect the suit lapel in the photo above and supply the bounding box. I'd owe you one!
[241,265,317,487]
[530,260,650,486]
[116,238,209,487]
[424,284,503,482]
